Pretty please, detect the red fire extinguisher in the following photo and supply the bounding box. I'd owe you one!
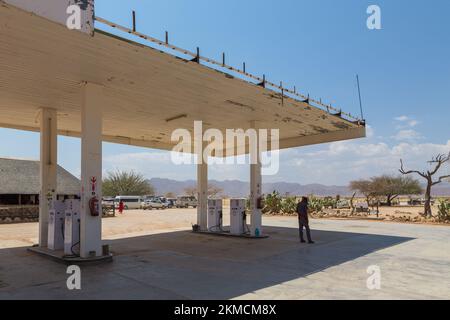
[89,196,100,216]
[256,196,264,210]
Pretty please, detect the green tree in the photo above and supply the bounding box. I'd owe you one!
[349,179,376,207]
[372,175,422,206]
[102,170,154,197]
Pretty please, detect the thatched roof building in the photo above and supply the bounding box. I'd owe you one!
[0,158,80,205]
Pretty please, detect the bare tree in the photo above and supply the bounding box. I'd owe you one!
[400,153,450,217]
[349,179,376,207]
[183,186,197,197]
[349,191,357,214]
[165,192,176,198]
[208,185,223,198]
[183,185,223,198]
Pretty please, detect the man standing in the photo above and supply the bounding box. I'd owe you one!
[296,197,314,244]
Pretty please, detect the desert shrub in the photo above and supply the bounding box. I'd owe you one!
[282,197,298,215]
[437,200,450,222]
[322,196,338,209]
[309,196,325,213]
[262,191,283,214]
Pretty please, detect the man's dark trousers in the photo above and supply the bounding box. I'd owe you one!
[299,217,312,242]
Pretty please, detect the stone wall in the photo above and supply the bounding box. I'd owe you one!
[0,206,39,224]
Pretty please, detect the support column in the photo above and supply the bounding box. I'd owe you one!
[39,108,57,248]
[197,161,208,231]
[80,83,103,258]
[250,158,262,236]
[250,122,262,237]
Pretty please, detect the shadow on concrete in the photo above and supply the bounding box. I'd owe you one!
[0,225,414,299]
[99,225,414,299]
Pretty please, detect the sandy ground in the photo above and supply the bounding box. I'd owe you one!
[0,209,198,249]
[0,206,447,250]
[313,205,450,225]
[372,206,437,217]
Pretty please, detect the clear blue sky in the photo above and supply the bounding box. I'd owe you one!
[1,0,449,185]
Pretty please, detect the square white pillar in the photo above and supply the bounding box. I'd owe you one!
[250,150,262,237]
[197,161,208,231]
[39,108,57,247]
[80,83,103,258]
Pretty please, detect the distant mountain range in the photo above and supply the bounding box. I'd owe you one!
[148,178,450,197]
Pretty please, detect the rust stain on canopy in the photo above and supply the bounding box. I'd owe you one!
[0,4,365,155]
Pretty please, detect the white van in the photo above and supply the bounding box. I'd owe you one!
[115,196,143,210]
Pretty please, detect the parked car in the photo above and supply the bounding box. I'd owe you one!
[114,196,143,210]
[142,198,167,210]
[175,196,198,208]
[102,197,116,206]
[355,202,369,213]
[336,199,351,209]
[156,197,176,208]
[166,198,176,208]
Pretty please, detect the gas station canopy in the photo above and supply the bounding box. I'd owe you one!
[0,1,368,259]
[0,3,365,154]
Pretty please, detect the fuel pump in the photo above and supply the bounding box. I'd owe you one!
[207,199,223,232]
[48,199,65,250]
[64,199,81,256]
[230,198,247,235]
